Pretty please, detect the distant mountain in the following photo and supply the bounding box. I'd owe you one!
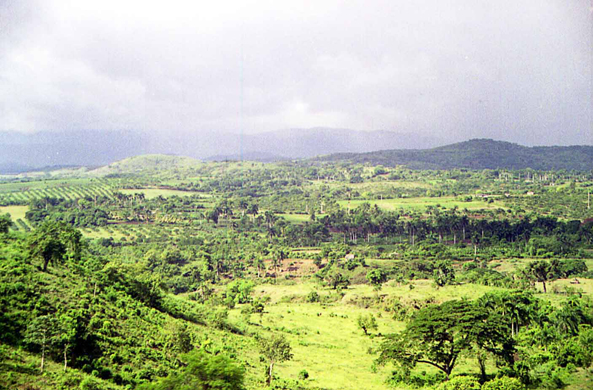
[0,162,32,174]
[0,130,148,171]
[314,139,593,171]
[232,128,447,159]
[0,128,446,172]
[88,154,200,176]
[204,151,289,163]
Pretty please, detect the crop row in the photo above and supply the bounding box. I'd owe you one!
[0,183,115,203]
[81,222,202,242]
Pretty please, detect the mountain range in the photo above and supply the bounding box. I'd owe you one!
[314,139,593,171]
[1,129,592,174]
[0,128,447,172]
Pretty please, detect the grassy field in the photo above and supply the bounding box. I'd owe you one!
[278,213,328,223]
[233,281,512,390]
[338,196,507,212]
[119,188,207,199]
[232,282,401,389]
[0,205,29,221]
[233,278,593,389]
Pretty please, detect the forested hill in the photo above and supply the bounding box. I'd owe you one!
[313,139,593,170]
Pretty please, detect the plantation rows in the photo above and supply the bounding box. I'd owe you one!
[9,219,32,232]
[0,182,115,204]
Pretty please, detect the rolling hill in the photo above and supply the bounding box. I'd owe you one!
[313,139,593,171]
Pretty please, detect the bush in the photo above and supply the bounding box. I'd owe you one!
[482,377,525,390]
[356,313,378,335]
[386,368,445,388]
[298,369,309,380]
[139,350,245,390]
[556,338,592,368]
[79,377,101,390]
[306,291,320,303]
[436,376,481,390]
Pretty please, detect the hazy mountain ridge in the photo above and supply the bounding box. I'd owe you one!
[0,128,446,172]
[2,130,591,174]
[314,139,593,171]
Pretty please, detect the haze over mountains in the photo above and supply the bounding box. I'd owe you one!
[0,128,447,172]
[2,129,592,174]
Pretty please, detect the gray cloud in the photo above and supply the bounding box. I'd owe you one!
[0,0,591,145]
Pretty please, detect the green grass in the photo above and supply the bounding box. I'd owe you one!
[338,196,507,212]
[236,280,516,389]
[241,278,593,389]
[277,213,328,223]
[232,283,402,389]
[119,188,205,199]
[0,205,29,221]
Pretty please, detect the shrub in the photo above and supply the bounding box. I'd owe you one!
[482,377,525,390]
[435,376,481,390]
[79,377,101,390]
[306,291,320,303]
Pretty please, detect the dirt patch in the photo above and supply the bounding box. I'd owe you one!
[263,258,322,278]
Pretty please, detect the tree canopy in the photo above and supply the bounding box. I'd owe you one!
[27,220,83,271]
[378,300,514,378]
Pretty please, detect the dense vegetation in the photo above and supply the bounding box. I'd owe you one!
[1,155,592,389]
[315,139,593,171]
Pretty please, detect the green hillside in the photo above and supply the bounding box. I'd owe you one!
[314,139,593,170]
[89,155,202,176]
[0,230,257,390]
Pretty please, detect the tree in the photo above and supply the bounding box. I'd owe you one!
[357,313,378,335]
[524,260,558,293]
[366,269,387,290]
[258,334,293,386]
[478,291,537,337]
[326,272,350,290]
[0,213,12,233]
[27,220,83,271]
[23,315,59,373]
[253,256,265,278]
[271,246,288,281]
[247,203,259,222]
[433,260,455,287]
[378,300,514,379]
[140,350,245,390]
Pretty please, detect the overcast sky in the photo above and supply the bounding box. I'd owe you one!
[0,0,591,145]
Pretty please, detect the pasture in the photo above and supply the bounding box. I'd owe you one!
[119,188,208,199]
[232,280,518,389]
[277,213,327,223]
[338,196,506,212]
[0,205,29,221]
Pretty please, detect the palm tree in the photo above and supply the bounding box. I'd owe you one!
[253,256,265,278]
[264,211,277,238]
[247,204,259,222]
[552,296,587,336]
[524,260,560,293]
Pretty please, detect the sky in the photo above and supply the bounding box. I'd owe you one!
[0,0,591,146]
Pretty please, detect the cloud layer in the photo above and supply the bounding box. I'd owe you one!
[1,0,591,145]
